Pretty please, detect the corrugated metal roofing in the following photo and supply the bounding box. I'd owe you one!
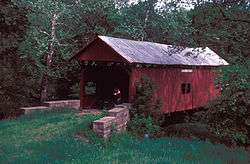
[98,35,229,66]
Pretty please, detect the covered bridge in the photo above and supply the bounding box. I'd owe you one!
[73,36,228,113]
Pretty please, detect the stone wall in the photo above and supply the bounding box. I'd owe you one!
[20,106,49,115]
[21,100,80,115]
[43,100,80,109]
[93,105,130,138]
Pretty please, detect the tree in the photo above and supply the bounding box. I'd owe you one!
[169,1,250,145]
[13,0,85,102]
[13,0,119,102]
[0,0,28,118]
[112,0,164,42]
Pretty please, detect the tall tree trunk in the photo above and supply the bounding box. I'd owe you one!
[40,13,58,102]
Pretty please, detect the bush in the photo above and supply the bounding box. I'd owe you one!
[208,89,250,146]
[183,58,250,146]
[69,83,80,99]
[129,76,163,136]
[128,114,160,137]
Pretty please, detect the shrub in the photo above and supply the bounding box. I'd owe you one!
[181,57,250,146]
[129,76,163,136]
[128,114,160,137]
[69,83,80,99]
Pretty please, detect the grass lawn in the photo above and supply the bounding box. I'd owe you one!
[0,108,249,164]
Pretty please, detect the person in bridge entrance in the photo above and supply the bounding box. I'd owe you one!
[113,87,121,105]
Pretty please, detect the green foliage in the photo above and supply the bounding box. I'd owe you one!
[200,90,250,146]
[132,76,156,115]
[219,60,250,90]
[160,9,195,46]
[11,0,88,101]
[128,114,160,137]
[188,2,250,97]
[11,0,119,101]
[0,109,249,163]
[180,1,250,146]
[85,82,97,95]
[186,89,250,145]
[129,76,163,136]
[112,0,163,41]
[132,76,163,121]
[68,83,80,99]
[0,0,31,117]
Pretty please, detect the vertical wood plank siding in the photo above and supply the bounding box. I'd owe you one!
[129,67,220,113]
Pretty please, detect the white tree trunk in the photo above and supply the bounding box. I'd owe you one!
[40,13,58,102]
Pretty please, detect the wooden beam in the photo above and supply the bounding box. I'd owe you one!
[80,68,85,109]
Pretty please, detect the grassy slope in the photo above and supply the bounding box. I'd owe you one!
[0,109,249,164]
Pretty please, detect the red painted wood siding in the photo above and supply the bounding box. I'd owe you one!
[129,67,220,113]
[79,38,127,63]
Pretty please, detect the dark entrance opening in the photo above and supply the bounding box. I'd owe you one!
[84,64,130,108]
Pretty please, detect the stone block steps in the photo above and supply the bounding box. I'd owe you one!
[93,116,116,139]
[92,105,130,138]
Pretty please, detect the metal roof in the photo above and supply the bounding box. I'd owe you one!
[97,36,229,66]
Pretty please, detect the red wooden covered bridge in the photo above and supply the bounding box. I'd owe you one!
[73,36,228,113]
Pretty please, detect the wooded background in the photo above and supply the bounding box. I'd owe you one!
[0,0,249,145]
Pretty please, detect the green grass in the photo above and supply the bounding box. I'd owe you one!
[0,108,249,164]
